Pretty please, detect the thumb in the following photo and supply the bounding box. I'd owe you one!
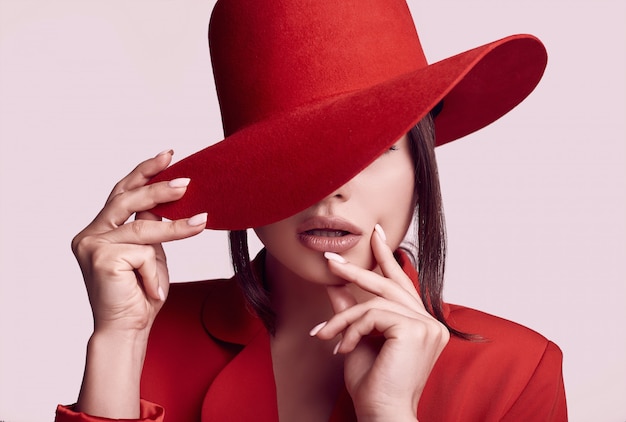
[326,285,358,314]
[135,210,167,262]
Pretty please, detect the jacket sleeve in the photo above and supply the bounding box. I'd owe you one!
[501,341,568,421]
[55,400,164,422]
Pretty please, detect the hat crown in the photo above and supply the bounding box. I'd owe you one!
[209,0,427,136]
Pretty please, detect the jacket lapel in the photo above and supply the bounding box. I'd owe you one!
[201,328,279,420]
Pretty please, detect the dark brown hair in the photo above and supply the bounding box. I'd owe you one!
[229,112,467,337]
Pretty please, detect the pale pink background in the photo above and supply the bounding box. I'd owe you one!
[1,1,624,420]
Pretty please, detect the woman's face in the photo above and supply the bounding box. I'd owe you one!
[254,135,416,285]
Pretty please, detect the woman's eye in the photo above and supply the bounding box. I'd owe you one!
[377,144,399,160]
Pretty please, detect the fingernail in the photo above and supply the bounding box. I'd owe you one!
[168,177,191,188]
[187,212,208,226]
[324,252,347,264]
[156,149,173,157]
[374,224,387,242]
[309,321,327,336]
[158,286,165,301]
[333,340,342,355]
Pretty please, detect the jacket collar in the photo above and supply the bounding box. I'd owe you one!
[201,270,264,345]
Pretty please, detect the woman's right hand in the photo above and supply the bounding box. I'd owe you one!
[71,150,206,418]
[72,149,206,335]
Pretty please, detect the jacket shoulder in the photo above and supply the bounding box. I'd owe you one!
[448,303,551,346]
[443,304,560,381]
[419,304,566,420]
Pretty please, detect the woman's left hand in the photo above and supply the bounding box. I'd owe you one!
[310,225,450,421]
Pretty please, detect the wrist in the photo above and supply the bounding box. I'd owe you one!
[356,404,417,422]
[92,324,152,345]
[75,330,150,418]
[358,413,417,422]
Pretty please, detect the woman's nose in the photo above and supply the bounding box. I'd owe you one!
[324,176,354,202]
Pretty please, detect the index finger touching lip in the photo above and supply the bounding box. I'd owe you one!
[370,224,421,301]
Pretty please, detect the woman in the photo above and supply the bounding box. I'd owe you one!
[56,0,567,420]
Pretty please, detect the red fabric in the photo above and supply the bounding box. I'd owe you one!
[148,0,548,230]
[56,253,567,421]
[55,400,163,421]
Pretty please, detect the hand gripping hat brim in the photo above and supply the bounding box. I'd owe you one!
[149,0,547,230]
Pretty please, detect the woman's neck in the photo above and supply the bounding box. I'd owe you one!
[263,252,346,421]
[264,251,335,332]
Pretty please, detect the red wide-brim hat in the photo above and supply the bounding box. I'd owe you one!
[150,0,547,230]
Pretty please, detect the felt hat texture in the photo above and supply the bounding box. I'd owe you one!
[149,0,547,230]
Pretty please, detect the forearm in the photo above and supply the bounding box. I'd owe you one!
[75,329,150,419]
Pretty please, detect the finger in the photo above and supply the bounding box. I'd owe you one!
[103,213,208,245]
[107,150,174,202]
[135,211,168,274]
[122,245,162,302]
[100,179,190,228]
[89,243,163,302]
[371,224,422,303]
[337,309,448,355]
[324,253,423,313]
[314,297,419,340]
[135,210,161,222]
[335,308,406,354]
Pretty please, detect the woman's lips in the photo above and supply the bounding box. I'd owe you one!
[297,216,362,253]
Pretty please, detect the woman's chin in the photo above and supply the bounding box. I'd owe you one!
[299,251,376,286]
[294,257,347,285]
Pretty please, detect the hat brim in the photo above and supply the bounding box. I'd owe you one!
[149,35,546,230]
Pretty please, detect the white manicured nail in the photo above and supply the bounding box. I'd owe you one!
[374,224,387,242]
[324,252,347,264]
[309,321,327,337]
[187,212,208,226]
[156,149,173,157]
[158,286,165,301]
[333,340,342,355]
[168,178,191,188]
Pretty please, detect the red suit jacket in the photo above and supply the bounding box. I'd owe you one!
[56,252,567,421]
